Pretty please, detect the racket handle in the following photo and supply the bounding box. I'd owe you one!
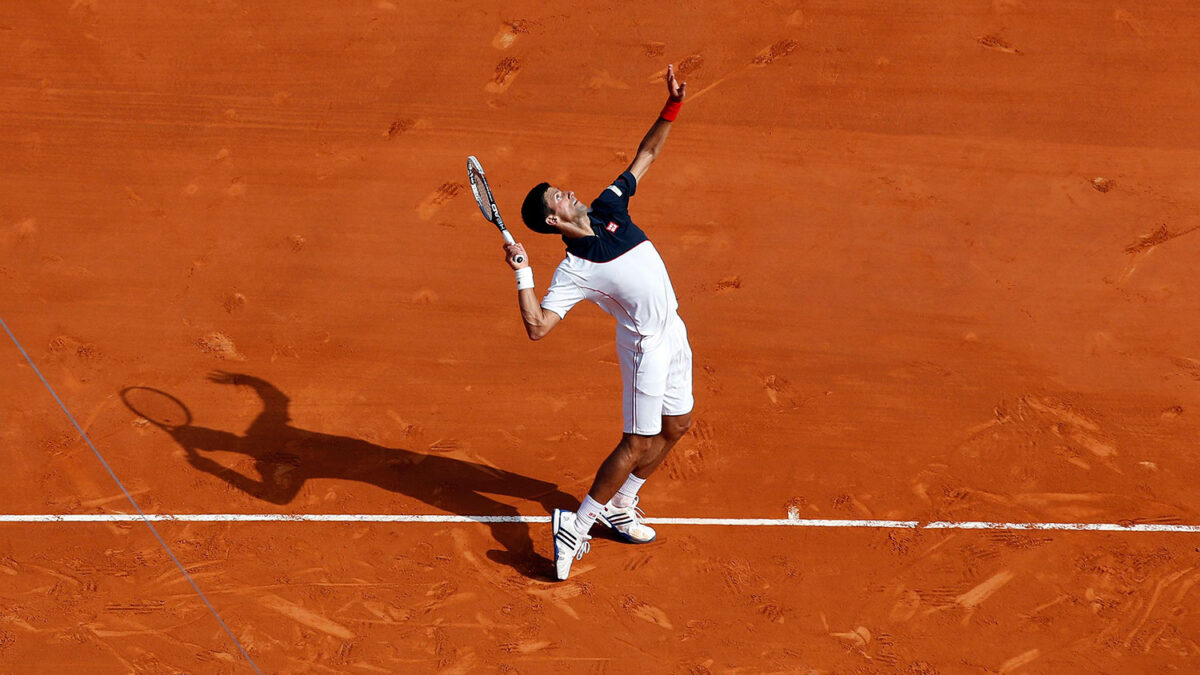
[502,230,524,264]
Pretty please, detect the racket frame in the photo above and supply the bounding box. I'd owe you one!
[467,156,524,263]
[120,386,193,430]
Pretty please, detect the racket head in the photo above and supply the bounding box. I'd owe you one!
[120,386,193,430]
[466,156,495,221]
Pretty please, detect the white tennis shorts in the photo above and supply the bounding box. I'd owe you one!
[619,317,693,436]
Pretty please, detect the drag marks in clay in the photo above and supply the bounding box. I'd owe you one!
[386,117,414,139]
[977,34,1022,55]
[646,54,704,84]
[1075,547,1200,655]
[1123,223,1200,255]
[491,20,531,50]
[48,334,100,362]
[867,532,1200,662]
[752,40,799,65]
[104,600,165,614]
[713,275,741,293]
[260,590,352,638]
[485,57,521,93]
[417,182,464,220]
[703,556,790,629]
[621,594,673,629]
[527,578,594,621]
[685,37,801,102]
[622,552,653,572]
[960,394,1119,473]
[1168,357,1200,382]
[677,54,704,76]
[762,374,796,407]
[829,625,900,665]
[196,332,245,361]
[222,291,246,314]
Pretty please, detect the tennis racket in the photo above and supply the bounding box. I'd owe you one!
[121,386,193,430]
[466,155,524,264]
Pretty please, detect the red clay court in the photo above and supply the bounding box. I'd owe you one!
[3,2,1200,672]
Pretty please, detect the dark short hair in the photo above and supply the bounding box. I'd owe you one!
[521,182,555,234]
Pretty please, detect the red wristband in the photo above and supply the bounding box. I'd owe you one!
[660,98,682,122]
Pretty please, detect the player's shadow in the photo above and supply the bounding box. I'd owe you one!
[121,372,573,580]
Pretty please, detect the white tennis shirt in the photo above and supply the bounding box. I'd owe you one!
[540,171,682,352]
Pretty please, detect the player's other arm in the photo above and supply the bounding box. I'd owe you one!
[627,63,688,183]
[504,242,561,341]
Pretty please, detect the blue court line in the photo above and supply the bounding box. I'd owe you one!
[0,317,261,674]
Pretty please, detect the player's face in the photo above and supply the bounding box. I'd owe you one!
[544,186,584,225]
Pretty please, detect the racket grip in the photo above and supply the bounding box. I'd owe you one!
[502,230,524,263]
[506,230,525,263]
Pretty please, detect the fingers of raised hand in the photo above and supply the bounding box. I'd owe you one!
[504,242,527,263]
[665,64,686,100]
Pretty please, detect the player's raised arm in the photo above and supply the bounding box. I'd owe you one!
[627,63,687,183]
[504,242,561,341]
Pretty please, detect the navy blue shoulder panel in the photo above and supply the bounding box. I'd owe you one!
[563,172,647,262]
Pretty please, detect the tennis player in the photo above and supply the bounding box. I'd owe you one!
[503,64,692,581]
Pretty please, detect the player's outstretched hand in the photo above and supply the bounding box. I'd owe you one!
[504,242,530,270]
[666,63,686,101]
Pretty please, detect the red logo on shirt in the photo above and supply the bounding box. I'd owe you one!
[606,221,618,233]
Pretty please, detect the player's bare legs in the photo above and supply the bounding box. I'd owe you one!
[559,412,691,556]
[586,412,693,502]
[588,435,650,504]
[632,412,692,478]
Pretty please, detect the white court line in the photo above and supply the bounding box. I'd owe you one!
[2,514,1198,532]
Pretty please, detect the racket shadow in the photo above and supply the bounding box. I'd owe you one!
[122,373,573,581]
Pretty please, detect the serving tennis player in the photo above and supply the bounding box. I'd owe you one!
[503,64,692,581]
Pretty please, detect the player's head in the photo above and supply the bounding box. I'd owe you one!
[521,182,585,234]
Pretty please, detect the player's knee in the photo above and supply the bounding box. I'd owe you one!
[662,416,691,443]
[623,433,657,460]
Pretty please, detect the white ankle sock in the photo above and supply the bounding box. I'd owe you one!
[611,473,646,508]
[574,495,603,536]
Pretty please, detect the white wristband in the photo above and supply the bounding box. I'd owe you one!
[515,267,534,290]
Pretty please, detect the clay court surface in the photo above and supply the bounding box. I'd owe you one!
[4,1,1200,672]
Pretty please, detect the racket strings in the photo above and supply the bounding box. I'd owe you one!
[467,157,495,221]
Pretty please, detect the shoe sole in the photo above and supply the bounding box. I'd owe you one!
[597,513,656,544]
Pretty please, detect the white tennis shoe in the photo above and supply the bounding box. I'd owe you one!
[552,509,591,581]
[599,496,657,544]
